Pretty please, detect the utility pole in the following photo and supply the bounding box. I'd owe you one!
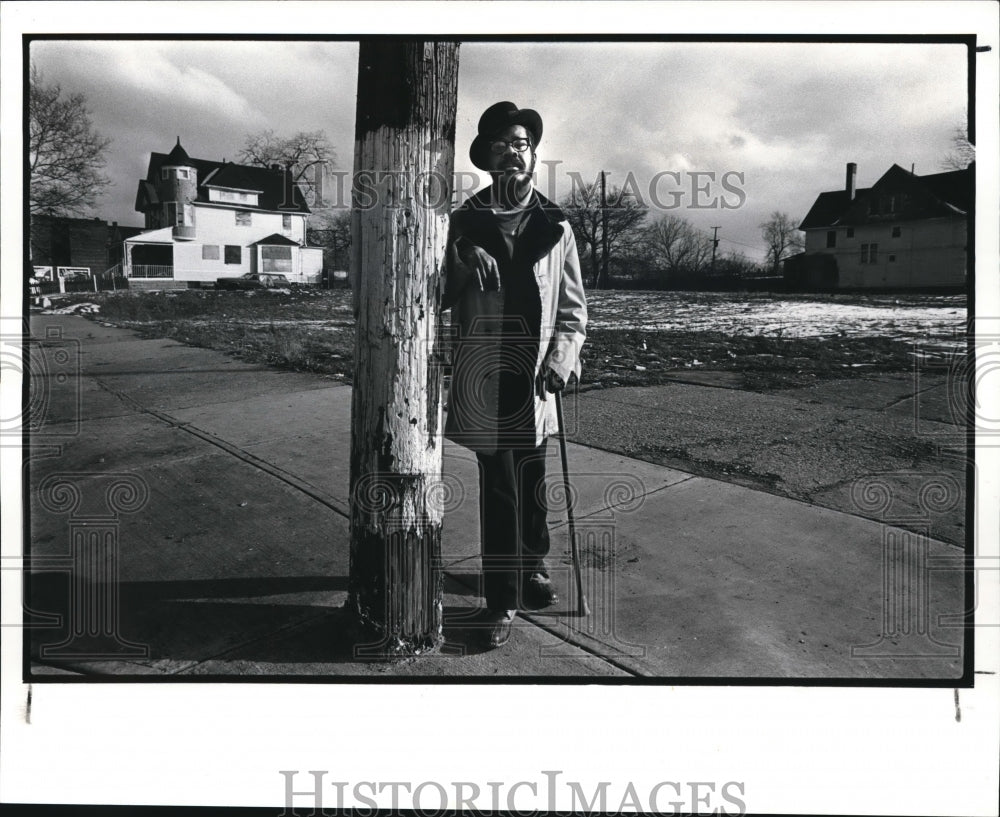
[347,40,460,655]
[600,170,609,290]
[710,226,720,274]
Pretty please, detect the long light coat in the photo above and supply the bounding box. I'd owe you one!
[442,188,588,453]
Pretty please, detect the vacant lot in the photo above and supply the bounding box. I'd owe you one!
[54,288,964,390]
[46,288,969,543]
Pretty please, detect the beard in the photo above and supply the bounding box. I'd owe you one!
[493,154,535,202]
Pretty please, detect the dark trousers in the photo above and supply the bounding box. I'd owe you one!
[476,441,550,610]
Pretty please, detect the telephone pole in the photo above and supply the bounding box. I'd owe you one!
[347,40,460,655]
[710,226,720,274]
[600,170,610,289]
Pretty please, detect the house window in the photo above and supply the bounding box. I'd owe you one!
[224,245,242,264]
[860,243,879,264]
[161,168,169,180]
[262,245,293,273]
[826,231,837,248]
[889,254,896,263]
[282,214,293,231]
[891,226,901,238]
[846,227,854,238]
[235,211,251,226]
[202,245,220,261]
[166,202,192,226]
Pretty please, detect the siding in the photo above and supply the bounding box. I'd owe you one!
[803,217,966,288]
[172,204,308,283]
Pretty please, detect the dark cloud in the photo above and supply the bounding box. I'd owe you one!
[28,39,967,260]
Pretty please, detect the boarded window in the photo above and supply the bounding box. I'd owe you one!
[202,245,220,260]
[262,245,293,273]
[224,245,242,264]
[235,211,251,226]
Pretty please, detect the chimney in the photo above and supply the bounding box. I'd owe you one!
[846,162,857,200]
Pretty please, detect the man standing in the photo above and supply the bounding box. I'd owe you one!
[443,101,588,648]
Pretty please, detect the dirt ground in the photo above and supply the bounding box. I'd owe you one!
[565,370,967,546]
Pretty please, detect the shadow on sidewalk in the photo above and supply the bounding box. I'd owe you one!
[27,572,496,674]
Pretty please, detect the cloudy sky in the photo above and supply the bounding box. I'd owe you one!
[29,38,968,261]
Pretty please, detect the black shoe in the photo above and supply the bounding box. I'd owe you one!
[522,572,559,609]
[483,609,516,648]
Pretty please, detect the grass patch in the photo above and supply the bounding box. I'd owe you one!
[80,289,921,391]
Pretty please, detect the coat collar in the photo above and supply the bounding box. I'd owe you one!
[460,186,566,264]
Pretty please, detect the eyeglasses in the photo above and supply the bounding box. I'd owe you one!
[489,138,532,154]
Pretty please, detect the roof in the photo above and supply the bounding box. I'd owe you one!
[249,233,301,246]
[164,139,192,166]
[799,163,972,230]
[145,148,310,214]
[799,189,871,230]
[920,167,973,212]
[202,163,266,193]
[124,226,175,244]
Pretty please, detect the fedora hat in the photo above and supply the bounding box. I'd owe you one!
[469,101,543,171]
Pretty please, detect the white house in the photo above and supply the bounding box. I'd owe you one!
[125,139,323,287]
[792,162,971,289]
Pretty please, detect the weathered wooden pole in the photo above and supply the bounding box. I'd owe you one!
[347,40,459,655]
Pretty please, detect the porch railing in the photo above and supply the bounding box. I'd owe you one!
[128,264,174,279]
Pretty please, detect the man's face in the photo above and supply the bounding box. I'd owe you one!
[486,124,536,178]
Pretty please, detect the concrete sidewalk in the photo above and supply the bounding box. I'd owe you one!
[24,314,966,679]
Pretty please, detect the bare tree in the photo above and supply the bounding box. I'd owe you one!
[561,181,647,288]
[760,211,804,275]
[28,63,111,216]
[238,129,336,206]
[642,214,714,286]
[717,250,762,279]
[306,208,352,278]
[941,119,975,171]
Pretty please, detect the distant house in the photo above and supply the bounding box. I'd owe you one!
[792,162,972,289]
[30,215,144,280]
[127,139,323,287]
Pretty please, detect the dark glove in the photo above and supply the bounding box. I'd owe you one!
[537,367,565,401]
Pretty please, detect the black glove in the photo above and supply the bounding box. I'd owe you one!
[537,367,565,401]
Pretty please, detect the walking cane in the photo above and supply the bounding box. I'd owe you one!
[555,388,590,617]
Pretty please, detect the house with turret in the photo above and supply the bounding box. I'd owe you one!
[124,139,323,287]
[789,162,972,290]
